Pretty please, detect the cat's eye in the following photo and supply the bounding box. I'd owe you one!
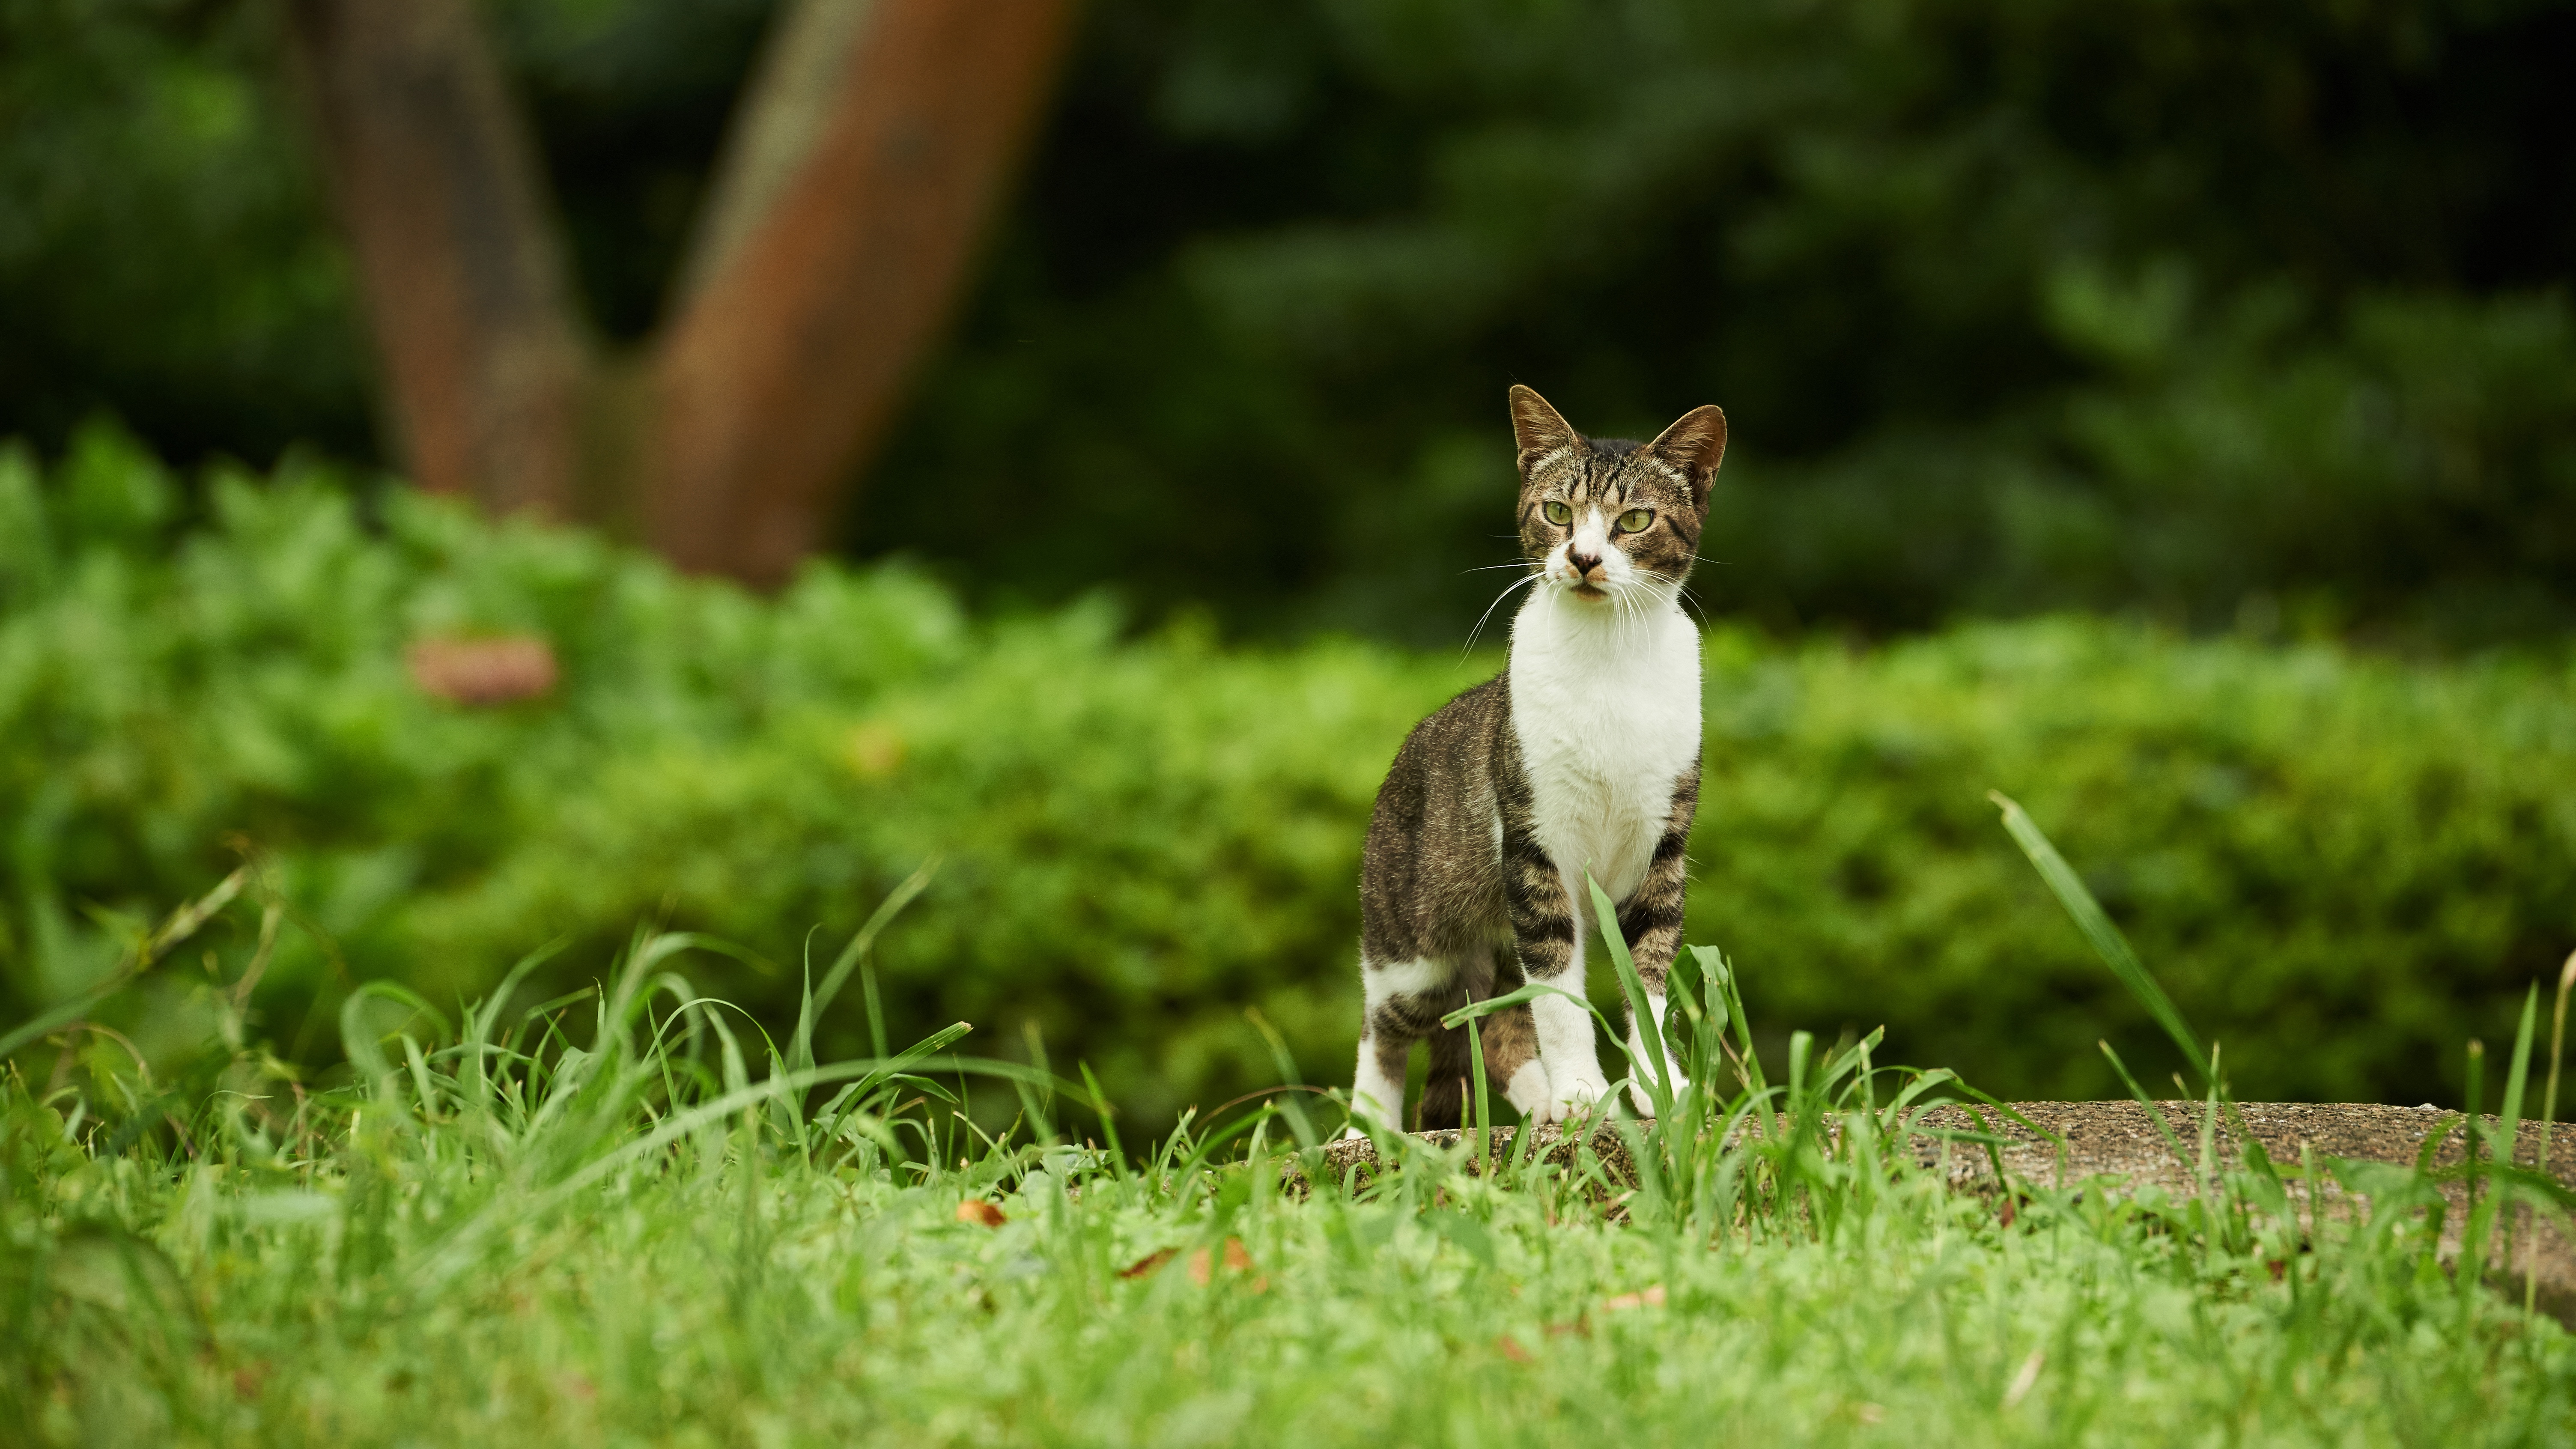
[1617,508,1654,534]
[1541,500,1572,526]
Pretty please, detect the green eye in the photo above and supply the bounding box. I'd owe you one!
[1541,500,1572,526]
[1617,508,1654,534]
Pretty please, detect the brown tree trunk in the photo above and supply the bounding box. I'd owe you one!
[281,0,591,520]
[285,0,1076,583]
[642,0,1078,585]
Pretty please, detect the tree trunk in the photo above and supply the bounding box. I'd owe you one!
[284,0,1076,583]
[281,0,591,519]
[642,0,1078,585]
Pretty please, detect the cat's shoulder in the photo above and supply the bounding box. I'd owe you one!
[1395,671,1511,751]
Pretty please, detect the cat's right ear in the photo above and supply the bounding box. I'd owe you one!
[1507,385,1580,477]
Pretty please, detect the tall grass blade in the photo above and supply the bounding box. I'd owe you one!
[1589,873,1673,1119]
[796,859,938,1071]
[1990,791,2208,1085]
[2099,1040,2191,1169]
[0,868,250,1059]
[2465,991,2536,1294]
[2533,951,2576,1314]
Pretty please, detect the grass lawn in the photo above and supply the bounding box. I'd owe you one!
[10,866,2576,1448]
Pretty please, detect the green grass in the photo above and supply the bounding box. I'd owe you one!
[10,869,2576,1448]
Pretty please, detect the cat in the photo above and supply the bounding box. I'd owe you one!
[1348,385,1725,1135]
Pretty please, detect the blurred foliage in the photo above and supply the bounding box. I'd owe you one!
[6,437,2571,1128]
[5,0,2575,643]
[0,0,370,464]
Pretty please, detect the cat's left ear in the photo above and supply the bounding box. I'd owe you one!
[1508,385,1582,477]
[1645,405,1728,504]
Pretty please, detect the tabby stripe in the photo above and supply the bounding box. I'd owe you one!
[1515,914,1576,945]
[1617,900,1684,940]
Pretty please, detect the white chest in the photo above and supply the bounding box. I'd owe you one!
[1506,595,1702,903]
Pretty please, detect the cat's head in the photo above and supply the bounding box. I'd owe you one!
[1508,385,1726,604]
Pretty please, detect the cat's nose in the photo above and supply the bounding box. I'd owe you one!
[1565,550,1602,579]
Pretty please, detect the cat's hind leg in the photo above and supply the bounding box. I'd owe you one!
[1478,946,1552,1117]
[1346,955,1456,1138]
[1417,949,1550,1131]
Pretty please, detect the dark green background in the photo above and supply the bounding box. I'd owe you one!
[6,0,2574,642]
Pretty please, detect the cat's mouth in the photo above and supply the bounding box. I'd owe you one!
[1566,582,1609,601]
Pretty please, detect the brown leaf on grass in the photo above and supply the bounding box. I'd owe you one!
[1546,1319,1589,1339]
[1601,1283,1667,1312]
[1496,1335,1533,1364]
[1187,1237,1264,1290]
[406,635,558,706]
[1119,1247,1178,1279]
[231,1362,270,1401]
[955,1198,1006,1228]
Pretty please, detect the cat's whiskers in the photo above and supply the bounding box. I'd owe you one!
[1601,571,1676,644]
[1462,570,1543,656]
[1672,576,1718,635]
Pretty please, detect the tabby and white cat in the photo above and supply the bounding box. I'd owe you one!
[1349,385,1725,1134]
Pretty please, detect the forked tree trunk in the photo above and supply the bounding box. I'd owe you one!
[283,0,1077,584]
[281,0,591,519]
[645,0,1076,584]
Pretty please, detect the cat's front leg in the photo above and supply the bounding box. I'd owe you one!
[1623,999,1688,1115]
[1617,763,1701,1115]
[1502,856,1610,1123]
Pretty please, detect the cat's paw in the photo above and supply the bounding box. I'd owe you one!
[1502,1059,1553,1116]
[1627,1071,1689,1117]
[1540,1065,1612,1124]
[1346,1105,1404,1139]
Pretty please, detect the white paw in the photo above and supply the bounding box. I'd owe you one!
[1627,1070,1689,1116]
[1346,1093,1404,1139]
[1503,1059,1553,1116]
[1540,1065,1612,1124]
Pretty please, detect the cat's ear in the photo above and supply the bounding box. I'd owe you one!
[1645,404,1728,504]
[1507,385,1581,477]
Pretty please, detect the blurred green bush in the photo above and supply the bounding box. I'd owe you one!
[7,436,2571,1124]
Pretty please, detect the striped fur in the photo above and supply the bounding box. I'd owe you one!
[1348,387,1724,1133]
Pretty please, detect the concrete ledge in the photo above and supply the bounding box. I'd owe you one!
[1304,1101,2576,1318]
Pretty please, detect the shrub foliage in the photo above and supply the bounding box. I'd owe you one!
[3,435,2571,1122]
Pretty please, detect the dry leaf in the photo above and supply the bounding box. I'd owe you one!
[407,635,558,706]
[1187,1236,1262,1288]
[1119,1247,1178,1279]
[955,1198,1006,1228]
[1496,1335,1533,1364]
[1601,1284,1667,1312]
